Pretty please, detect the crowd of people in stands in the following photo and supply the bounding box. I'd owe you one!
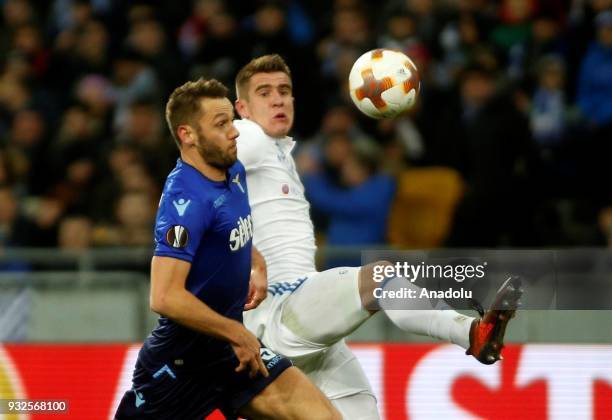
[1,0,612,256]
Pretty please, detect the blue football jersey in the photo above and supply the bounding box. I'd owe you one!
[140,158,253,370]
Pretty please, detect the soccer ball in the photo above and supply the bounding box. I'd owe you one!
[349,49,420,119]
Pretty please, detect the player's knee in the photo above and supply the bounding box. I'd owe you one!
[359,260,393,309]
[361,260,393,288]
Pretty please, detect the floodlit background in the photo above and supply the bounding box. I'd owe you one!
[1,0,612,419]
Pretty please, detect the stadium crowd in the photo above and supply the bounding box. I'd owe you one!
[1,0,611,254]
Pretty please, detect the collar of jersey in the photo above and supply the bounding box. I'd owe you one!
[236,118,295,152]
[177,158,236,186]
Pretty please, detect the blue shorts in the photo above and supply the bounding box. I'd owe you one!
[114,344,292,419]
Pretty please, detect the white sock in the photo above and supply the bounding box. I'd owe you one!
[380,277,474,349]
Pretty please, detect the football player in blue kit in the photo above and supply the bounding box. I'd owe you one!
[114,78,340,419]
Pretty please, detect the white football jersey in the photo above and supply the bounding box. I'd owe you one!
[235,118,317,283]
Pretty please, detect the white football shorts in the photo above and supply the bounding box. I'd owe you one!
[243,266,376,401]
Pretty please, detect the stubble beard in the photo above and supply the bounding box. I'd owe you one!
[195,129,237,170]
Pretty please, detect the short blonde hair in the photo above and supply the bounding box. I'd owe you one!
[235,54,291,99]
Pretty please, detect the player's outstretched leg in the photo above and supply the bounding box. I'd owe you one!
[465,275,523,364]
[360,262,522,364]
[238,366,341,420]
[361,261,474,349]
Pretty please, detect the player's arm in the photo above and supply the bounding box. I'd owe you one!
[245,246,267,311]
[150,255,268,378]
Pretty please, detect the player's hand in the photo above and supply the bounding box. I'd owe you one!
[244,262,267,311]
[229,322,269,378]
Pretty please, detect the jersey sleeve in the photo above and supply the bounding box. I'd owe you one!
[236,120,265,170]
[153,191,213,263]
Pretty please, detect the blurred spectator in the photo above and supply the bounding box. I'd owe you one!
[91,148,158,225]
[93,190,156,247]
[376,115,425,170]
[11,23,49,80]
[178,0,226,59]
[74,74,115,136]
[303,142,396,254]
[575,10,612,204]
[437,12,489,86]
[491,0,535,54]
[0,148,17,186]
[127,17,185,96]
[116,100,176,183]
[50,104,102,173]
[404,0,440,49]
[522,8,567,77]
[565,0,611,99]
[243,1,321,134]
[111,47,161,132]
[117,158,158,196]
[1,0,37,45]
[576,10,612,128]
[379,11,419,52]
[0,0,608,251]
[0,184,34,247]
[50,0,94,34]
[47,155,97,216]
[319,7,371,86]
[29,197,64,247]
[57,214,93,251]
[192,11,242,87]
[443,64,539,246]
[530,55,569,146]
[0,79,31,120]
[5,108,50,195]
[48,18,111,96]
[91,144,137,222]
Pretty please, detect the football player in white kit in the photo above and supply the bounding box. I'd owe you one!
[234,55,522,419]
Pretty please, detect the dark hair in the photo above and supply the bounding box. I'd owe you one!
[165,78,229,148]
[235,54,291,99]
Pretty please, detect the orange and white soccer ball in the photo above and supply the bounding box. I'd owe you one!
[349,49,420,119]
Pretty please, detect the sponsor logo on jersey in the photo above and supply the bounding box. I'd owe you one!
[229,215,253,251]
[172,198,191,216]
[166,225,189,248]
[232,173,245,193]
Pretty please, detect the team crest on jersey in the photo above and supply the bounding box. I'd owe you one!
[166,225,189,248]
[229,215,253,251]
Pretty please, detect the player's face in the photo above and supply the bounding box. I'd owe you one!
[194,97,239,169]
[238,71,294,138]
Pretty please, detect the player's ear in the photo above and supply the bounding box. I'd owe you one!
[177,125,195,147]
[235,99,249,119]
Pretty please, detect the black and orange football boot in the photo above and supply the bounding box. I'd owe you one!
[466,276,523,364]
